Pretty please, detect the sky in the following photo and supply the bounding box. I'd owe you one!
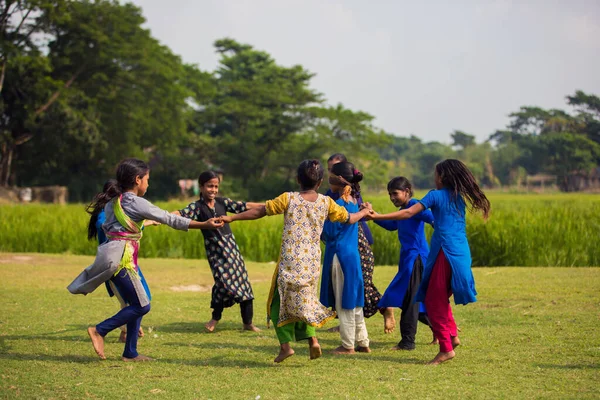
[130,0,600,143]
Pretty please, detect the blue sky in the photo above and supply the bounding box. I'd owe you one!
[131,0,600,143]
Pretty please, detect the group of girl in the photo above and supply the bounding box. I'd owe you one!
[79,154,490,365]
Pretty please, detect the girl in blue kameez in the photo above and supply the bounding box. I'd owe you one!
[321,161,371,354]
[373,177,437,350]
[367,160,490,365]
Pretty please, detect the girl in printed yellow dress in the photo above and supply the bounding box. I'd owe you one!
[220,160,371,363]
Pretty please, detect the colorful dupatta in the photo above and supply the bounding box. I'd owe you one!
[106,195,144,275]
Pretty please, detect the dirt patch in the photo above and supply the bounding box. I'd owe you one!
[0,255,34,263]
[169,284,211,292]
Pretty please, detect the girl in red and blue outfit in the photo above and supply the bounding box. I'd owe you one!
[368,160,490,365]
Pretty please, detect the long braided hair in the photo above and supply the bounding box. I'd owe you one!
[435,159,491,220]
[86,179,120,240]
[330,161,363,202]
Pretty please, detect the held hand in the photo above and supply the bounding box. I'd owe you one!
[364,209,377,220]
[360,202,373,211]
[206,218,225,229]
[219,215,233,224]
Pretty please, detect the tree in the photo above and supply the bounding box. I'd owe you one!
[539,133,600,191]
[450,130,475,149]
[567,90,600,145]
[5,0,192,200]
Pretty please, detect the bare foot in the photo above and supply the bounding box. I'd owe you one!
[87,327,106,360]
[308,337,322,360]
[138,327,144,338]
[452,336,461,349]
[332,346,355,355]
[429,337,439,345]
[204,319,218,333]
[118,330,127,343]
[327,325,340,333]
[383,308,396,334]
[122,354,154,362]
[427,350,455,365]
[243,323,261,332]
[274,344,295,363]
[356,346,371,353]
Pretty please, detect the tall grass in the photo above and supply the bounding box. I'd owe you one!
[1,193,599,266]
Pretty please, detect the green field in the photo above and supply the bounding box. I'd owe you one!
[0,253,599,399]
[1,193,599,266]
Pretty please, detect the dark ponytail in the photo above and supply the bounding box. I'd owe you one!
[331,161,363,199]
[297,159,325,189]
[86,179,120,240]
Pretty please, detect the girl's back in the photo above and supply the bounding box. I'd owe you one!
[281,192,332,241]
[422,189,467,243]
[323,199,359,253]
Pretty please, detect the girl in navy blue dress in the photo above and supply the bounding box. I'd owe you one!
[372,177,436,350]
[367,160,490,365]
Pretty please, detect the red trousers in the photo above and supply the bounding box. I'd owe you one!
[424,250,458,353]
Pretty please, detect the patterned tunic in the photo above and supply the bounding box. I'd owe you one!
[358,224,381,317]
[179,197,254,309]
[266,192,349,327]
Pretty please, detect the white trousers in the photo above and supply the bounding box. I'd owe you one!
[332,255,369,349]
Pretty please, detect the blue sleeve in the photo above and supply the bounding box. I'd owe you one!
[323,200,348,241]
[374,220,398,231]
[96,210,107,245]
[418,190,437,210]
[412,206,434,226]
[96,210,106,232]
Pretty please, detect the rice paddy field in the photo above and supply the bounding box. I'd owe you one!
[1,193,599,267]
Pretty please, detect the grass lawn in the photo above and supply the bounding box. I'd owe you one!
[0,253,599,399]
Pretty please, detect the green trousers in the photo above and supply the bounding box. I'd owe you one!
[270,283,315,344]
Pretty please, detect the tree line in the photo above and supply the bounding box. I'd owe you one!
[1,0,599,201]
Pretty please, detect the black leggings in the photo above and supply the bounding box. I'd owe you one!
[398,256,432,349]
[212,299,253,325]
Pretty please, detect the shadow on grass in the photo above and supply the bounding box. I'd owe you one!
[162,341,426,365]
[156,356,281,369]
[0,350,284,369]
[163,341,276,355]
[0,352,99,364]
[534,363,599,370]
[156,321,248,334]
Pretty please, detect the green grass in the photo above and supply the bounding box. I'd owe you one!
[0,252,599,399]
[1,193,600,267]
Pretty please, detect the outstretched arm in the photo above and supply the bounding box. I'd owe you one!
[169,210,224,230]
[189,219,224,229]
[221,206,267,223]
[367,202,425,221]
[347,207,371,224]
